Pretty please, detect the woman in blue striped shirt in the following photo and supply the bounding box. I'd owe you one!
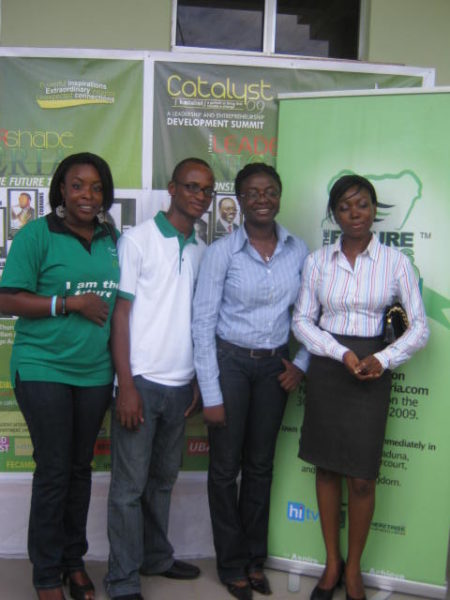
[193,163,309,600]
[292,174,429,600]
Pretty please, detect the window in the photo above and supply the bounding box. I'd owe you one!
[174,0,361,60]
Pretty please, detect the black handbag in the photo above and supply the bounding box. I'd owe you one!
[383,303,409,343]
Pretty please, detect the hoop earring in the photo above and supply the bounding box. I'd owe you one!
[97,209,106,223]
[55,203,65,218]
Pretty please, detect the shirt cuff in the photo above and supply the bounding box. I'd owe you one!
[198,379,224,408]
[373,351,389,370]
[292,347,309,373]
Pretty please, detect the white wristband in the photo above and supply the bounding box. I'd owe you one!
[51,295,58,317]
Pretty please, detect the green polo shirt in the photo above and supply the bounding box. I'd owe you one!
[0,214,120,386]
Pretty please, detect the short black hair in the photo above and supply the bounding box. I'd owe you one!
[49,152,114,212]
[235,163,282,197]
[170,157,213,183]
[327,174,377,221]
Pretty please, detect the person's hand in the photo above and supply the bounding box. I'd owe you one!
[67,293,109,326]
[354,354,384,380]
[185,379,201,418]
[203,405,226,427]
[343,350,361,377]
[115,383,144,430]
[343,351,384,380]
[278,359,305,392]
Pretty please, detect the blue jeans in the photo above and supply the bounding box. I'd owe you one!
[14,374,112,590]
[105,376,193,598]
[208,340,289,583]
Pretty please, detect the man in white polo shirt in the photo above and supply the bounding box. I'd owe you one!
[105,158,215,600]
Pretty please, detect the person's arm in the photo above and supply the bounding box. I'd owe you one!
[192,241,230,426]
[291,253,349,361]
[111,296,144,430]
[373,254,429,370]
[0,291,109,325]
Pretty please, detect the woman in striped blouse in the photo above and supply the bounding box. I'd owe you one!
[292,174,429,600]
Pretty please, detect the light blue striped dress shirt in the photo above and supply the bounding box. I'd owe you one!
[292,234,429,370]
[193,223,309,407]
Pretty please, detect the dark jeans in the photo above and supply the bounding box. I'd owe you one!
[208,340,288,583]
[105,376,193,598]
[14,373,112,590]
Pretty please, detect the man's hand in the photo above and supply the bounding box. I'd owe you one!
[115,383,144,430]
[203,405,226,427]
[278,359,304,392]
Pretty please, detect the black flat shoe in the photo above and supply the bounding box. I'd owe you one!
[226,581,253,600]
[248,573,272,595]
[149,559,200,580]
[310,560,345,600]
[62,571,94,600]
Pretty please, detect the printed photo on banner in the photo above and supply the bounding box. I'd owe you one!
[7,189,38,238]
[212,194,241,241]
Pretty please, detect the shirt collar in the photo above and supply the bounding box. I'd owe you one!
[155,210,197,248]
[231,221,292,254]
[46,212,110,241]
[332,232,378,261]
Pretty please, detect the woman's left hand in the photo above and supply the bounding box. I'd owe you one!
[278,359,305,392]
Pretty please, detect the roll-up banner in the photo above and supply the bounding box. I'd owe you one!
[268,88,450,598]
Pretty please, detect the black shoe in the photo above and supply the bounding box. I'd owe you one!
[310,560,345,600]
[62,570,94,600]
[114,595,144,600]
[248,573,272,595]
[226,581,253,600]
[152,559,200,580]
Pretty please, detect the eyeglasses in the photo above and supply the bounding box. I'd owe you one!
[239,187,280,202]
[175,181,216,199]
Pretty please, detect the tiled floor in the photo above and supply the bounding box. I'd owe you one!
[0,557,447,600]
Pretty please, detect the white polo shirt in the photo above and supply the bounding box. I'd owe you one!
[117,211,206,386]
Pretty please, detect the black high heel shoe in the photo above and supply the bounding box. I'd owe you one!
[310,560,345,600]
[225,579,253,600]
[62,570,95,600]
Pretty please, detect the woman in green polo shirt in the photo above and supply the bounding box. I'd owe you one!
[0,153,120,600]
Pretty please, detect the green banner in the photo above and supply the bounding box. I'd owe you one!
[269,89,449,592]
[0,57,143,188]
[152,61,423,190]
[0,56,143,472]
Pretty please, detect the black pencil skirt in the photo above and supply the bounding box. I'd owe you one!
[299,334,392,479]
